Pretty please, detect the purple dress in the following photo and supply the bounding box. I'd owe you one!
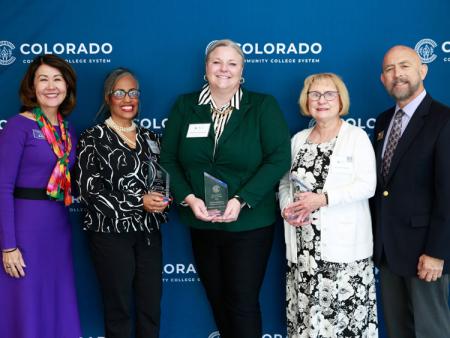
[0,115,81,338]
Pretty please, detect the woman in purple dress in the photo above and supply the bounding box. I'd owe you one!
[0,54,81,338]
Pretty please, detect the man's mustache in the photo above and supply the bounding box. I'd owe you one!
[392,78,408,86]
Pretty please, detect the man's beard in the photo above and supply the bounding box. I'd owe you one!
[388,78,420,102]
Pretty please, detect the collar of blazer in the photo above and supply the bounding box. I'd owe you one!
[379,93,432,184]
[192,88,252,146]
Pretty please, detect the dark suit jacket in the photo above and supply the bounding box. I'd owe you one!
[372,94,450,276]
[160,88,291,232]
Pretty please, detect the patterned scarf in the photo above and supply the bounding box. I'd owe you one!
[33,107,72,206]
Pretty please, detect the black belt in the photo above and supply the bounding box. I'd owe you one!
[14,187,50,200]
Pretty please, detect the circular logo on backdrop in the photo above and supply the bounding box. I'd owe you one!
[0,41,16,65]
[208,331,220,338]
[415,38,437,63]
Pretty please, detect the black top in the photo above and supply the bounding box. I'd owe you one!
[75,123,167,234]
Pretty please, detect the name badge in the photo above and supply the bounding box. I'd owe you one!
[147,140,160,154]
[333,155,353,170]
[32,129,45,139]
[186,123,211,138]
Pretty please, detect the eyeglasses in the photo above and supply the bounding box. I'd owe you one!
[110,89,140,100]
[307,91,339,101]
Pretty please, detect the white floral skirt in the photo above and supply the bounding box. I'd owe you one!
[287,137,378,337]
[286,217,378,338]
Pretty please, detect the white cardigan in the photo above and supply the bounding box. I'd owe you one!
[279,120,376,263]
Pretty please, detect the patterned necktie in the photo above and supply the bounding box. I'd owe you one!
[382,109,405,177]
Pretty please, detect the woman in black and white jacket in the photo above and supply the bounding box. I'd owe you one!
[76,68,169,338]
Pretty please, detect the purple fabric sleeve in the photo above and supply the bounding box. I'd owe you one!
[0,116,27,249]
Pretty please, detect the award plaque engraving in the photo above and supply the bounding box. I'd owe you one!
[204,172,228,216]
[288,172,313,223]
[148,160,170,202]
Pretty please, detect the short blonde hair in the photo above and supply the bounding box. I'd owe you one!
[205,39,245,65]
[298,73,350,117]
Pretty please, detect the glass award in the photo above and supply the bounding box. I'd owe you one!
[148,160,170,202]
[204,172,228,216]
[288,172,313,222]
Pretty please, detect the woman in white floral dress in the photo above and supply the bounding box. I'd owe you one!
[279,73,378,338]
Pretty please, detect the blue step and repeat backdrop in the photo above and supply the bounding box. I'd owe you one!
[1,1,450,337]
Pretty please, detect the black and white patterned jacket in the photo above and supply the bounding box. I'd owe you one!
[75,123,167,234]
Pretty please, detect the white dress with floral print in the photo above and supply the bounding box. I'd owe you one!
[286,138,378,338]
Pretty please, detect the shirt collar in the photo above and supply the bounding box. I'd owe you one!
[396,89,427,119]
[198,84,242,110]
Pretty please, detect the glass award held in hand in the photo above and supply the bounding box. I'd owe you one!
[204,172,228,216]
[288,172,313,223]
[148,160,170,202]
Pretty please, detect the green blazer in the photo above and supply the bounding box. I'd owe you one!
[160,88,291,231]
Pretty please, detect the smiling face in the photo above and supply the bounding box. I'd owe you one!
[108,75,139,126]
[205,46,243,94]
[33,64,67,113]
[381,46,428,107]
[307,78,341,124]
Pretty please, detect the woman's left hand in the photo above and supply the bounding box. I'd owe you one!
[143,191,169,213]
[289,192,326,215]
[213,198,242,223]
[3,248,26,278]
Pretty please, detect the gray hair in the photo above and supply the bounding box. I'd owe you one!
[95,67,140,120]
[205,39,245,65]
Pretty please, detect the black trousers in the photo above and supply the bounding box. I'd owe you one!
[88,230,162,338]
[190,225,274,338]
[380,258,450,338]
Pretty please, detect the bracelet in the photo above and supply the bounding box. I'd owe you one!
[323,192,329,205]
[2,248,18,253]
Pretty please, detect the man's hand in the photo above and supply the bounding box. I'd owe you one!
[417,254,444,282]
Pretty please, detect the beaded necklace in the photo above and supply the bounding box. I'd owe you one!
[105,117,136,132]
[105,117,137,148]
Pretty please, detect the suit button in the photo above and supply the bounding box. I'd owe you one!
[383,191,389,197]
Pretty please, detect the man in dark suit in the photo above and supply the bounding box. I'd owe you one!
[372,45,450,337]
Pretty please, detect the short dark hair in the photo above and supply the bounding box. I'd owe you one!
[19,54,77,116]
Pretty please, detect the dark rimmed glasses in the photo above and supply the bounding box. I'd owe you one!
[110,88,141,100]
[307,91,339,101]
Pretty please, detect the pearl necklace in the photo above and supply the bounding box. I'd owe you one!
[105,118,136,148]
[105,117,136,132]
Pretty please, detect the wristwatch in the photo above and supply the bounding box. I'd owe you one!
[233,195,246,208]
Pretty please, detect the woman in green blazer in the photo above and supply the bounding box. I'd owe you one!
[160,39,290,338]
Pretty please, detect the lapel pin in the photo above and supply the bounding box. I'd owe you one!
[377,131,384,141]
